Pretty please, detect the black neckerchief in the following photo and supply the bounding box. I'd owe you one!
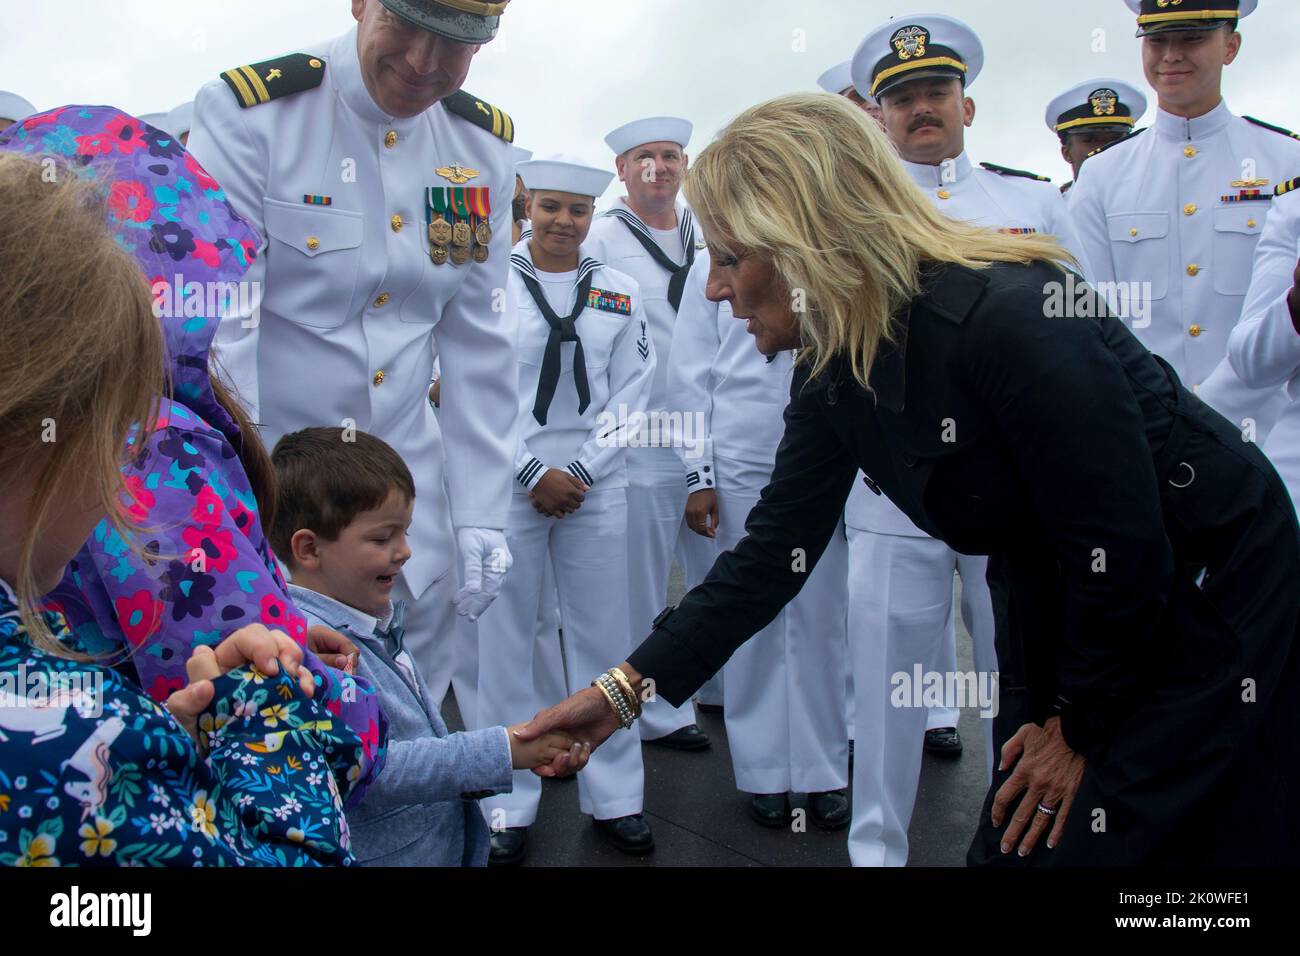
[512,250,602,425]
[602,204,696,312]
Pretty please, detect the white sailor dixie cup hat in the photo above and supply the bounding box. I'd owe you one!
[0,91,37,126]
[137,112,174,136]
[378,0,510,44]
[510,145,534,166]
[604,117,693,156]
[852,13,984,100]
[166,101,194,138]
[517,154,615,199]
[1046,79,1148,137]
[1124,0,1256,37]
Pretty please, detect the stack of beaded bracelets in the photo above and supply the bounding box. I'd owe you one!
[592,667,642,730]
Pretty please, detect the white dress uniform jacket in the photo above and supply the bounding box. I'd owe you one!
[1227,186,1300,508]
[1069,102,1300,436]
[509,245,656,493]
[188,27,519,600]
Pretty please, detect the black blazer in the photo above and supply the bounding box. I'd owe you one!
[629,259,1299,769]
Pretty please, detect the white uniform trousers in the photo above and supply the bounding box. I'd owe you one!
[716,455,849,794]
[676,515,724,707]
[533,558,569,705]
[626,445,700,738]
[476,489,645,826]
[845,529,997,867]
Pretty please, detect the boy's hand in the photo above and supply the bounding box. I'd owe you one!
[306,625,359,674]
[507,722,589,771]
[530,469,588,517]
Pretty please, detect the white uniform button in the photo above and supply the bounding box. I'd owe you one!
[385,130,398,149]
[374,292,390,308]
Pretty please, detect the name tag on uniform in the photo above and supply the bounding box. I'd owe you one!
[588,287,632,315]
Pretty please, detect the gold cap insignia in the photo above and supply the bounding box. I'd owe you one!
[1089,88,1118,117]
[891,25,929,61]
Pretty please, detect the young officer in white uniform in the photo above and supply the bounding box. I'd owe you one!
[586,117,711,749]
[474,156,656,865]
[842,13,1093,867]
[1227,180,1300,508]
[1045,79,1148,197]
[188,0,520,709]
[671,254,851,829]
[1070,0,1300,442]
[0,91,35,128]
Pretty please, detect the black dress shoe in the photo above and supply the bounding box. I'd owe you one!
[808,790,851,830]
[488,827,528,867]
[749,792,791,828]
[924,727,963,756]
[645,724,711,751]
[594,814,655,855]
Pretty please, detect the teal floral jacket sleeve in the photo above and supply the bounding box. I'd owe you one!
[0,583,358,867]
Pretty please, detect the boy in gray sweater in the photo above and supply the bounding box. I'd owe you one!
[269,427,582,866]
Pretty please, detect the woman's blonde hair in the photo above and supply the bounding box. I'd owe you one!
[683,92,1075,390]
[0,154,164,652]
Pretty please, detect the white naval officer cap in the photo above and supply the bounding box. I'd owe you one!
[379,0,510,44]
[166,101,194,138]
[852,13,984,100]
[817,60,879,105]
[604,117,692,155]
[0,90,37,126]
[518,154,615,199]
[1045,79,1147,137]
[1124,0,1256,37]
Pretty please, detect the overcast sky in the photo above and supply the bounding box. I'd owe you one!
[4,0,1300,201]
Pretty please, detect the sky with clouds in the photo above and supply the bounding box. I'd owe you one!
[4,0,1299,201]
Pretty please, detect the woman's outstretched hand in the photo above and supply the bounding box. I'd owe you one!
[515,686,621,778]
[990,716,1086,857]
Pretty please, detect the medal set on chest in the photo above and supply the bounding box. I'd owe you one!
[427,165,491,266]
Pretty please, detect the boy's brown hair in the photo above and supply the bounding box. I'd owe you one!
[268,427,415,565]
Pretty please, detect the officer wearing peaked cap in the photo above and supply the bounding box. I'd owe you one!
[0,91,36,129]
[840,11,1094,868]
[1046,79,1148,195]
[187,0,522,726]
[585,116,714,751]
[1070,0,1300,445]
[817,59,882,124]
[473,155,656,864]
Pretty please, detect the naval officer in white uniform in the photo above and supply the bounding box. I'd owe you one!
[474,155,655,864]
[188,0,520,708]
[1045,79,1148,197]
[1228,179,1300,509]
[585,116,711,749]
[671,253,851,829]
[1069,0,1300,443]
[842,12,1092,867]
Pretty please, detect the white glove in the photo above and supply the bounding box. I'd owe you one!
[454,527,513,621]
